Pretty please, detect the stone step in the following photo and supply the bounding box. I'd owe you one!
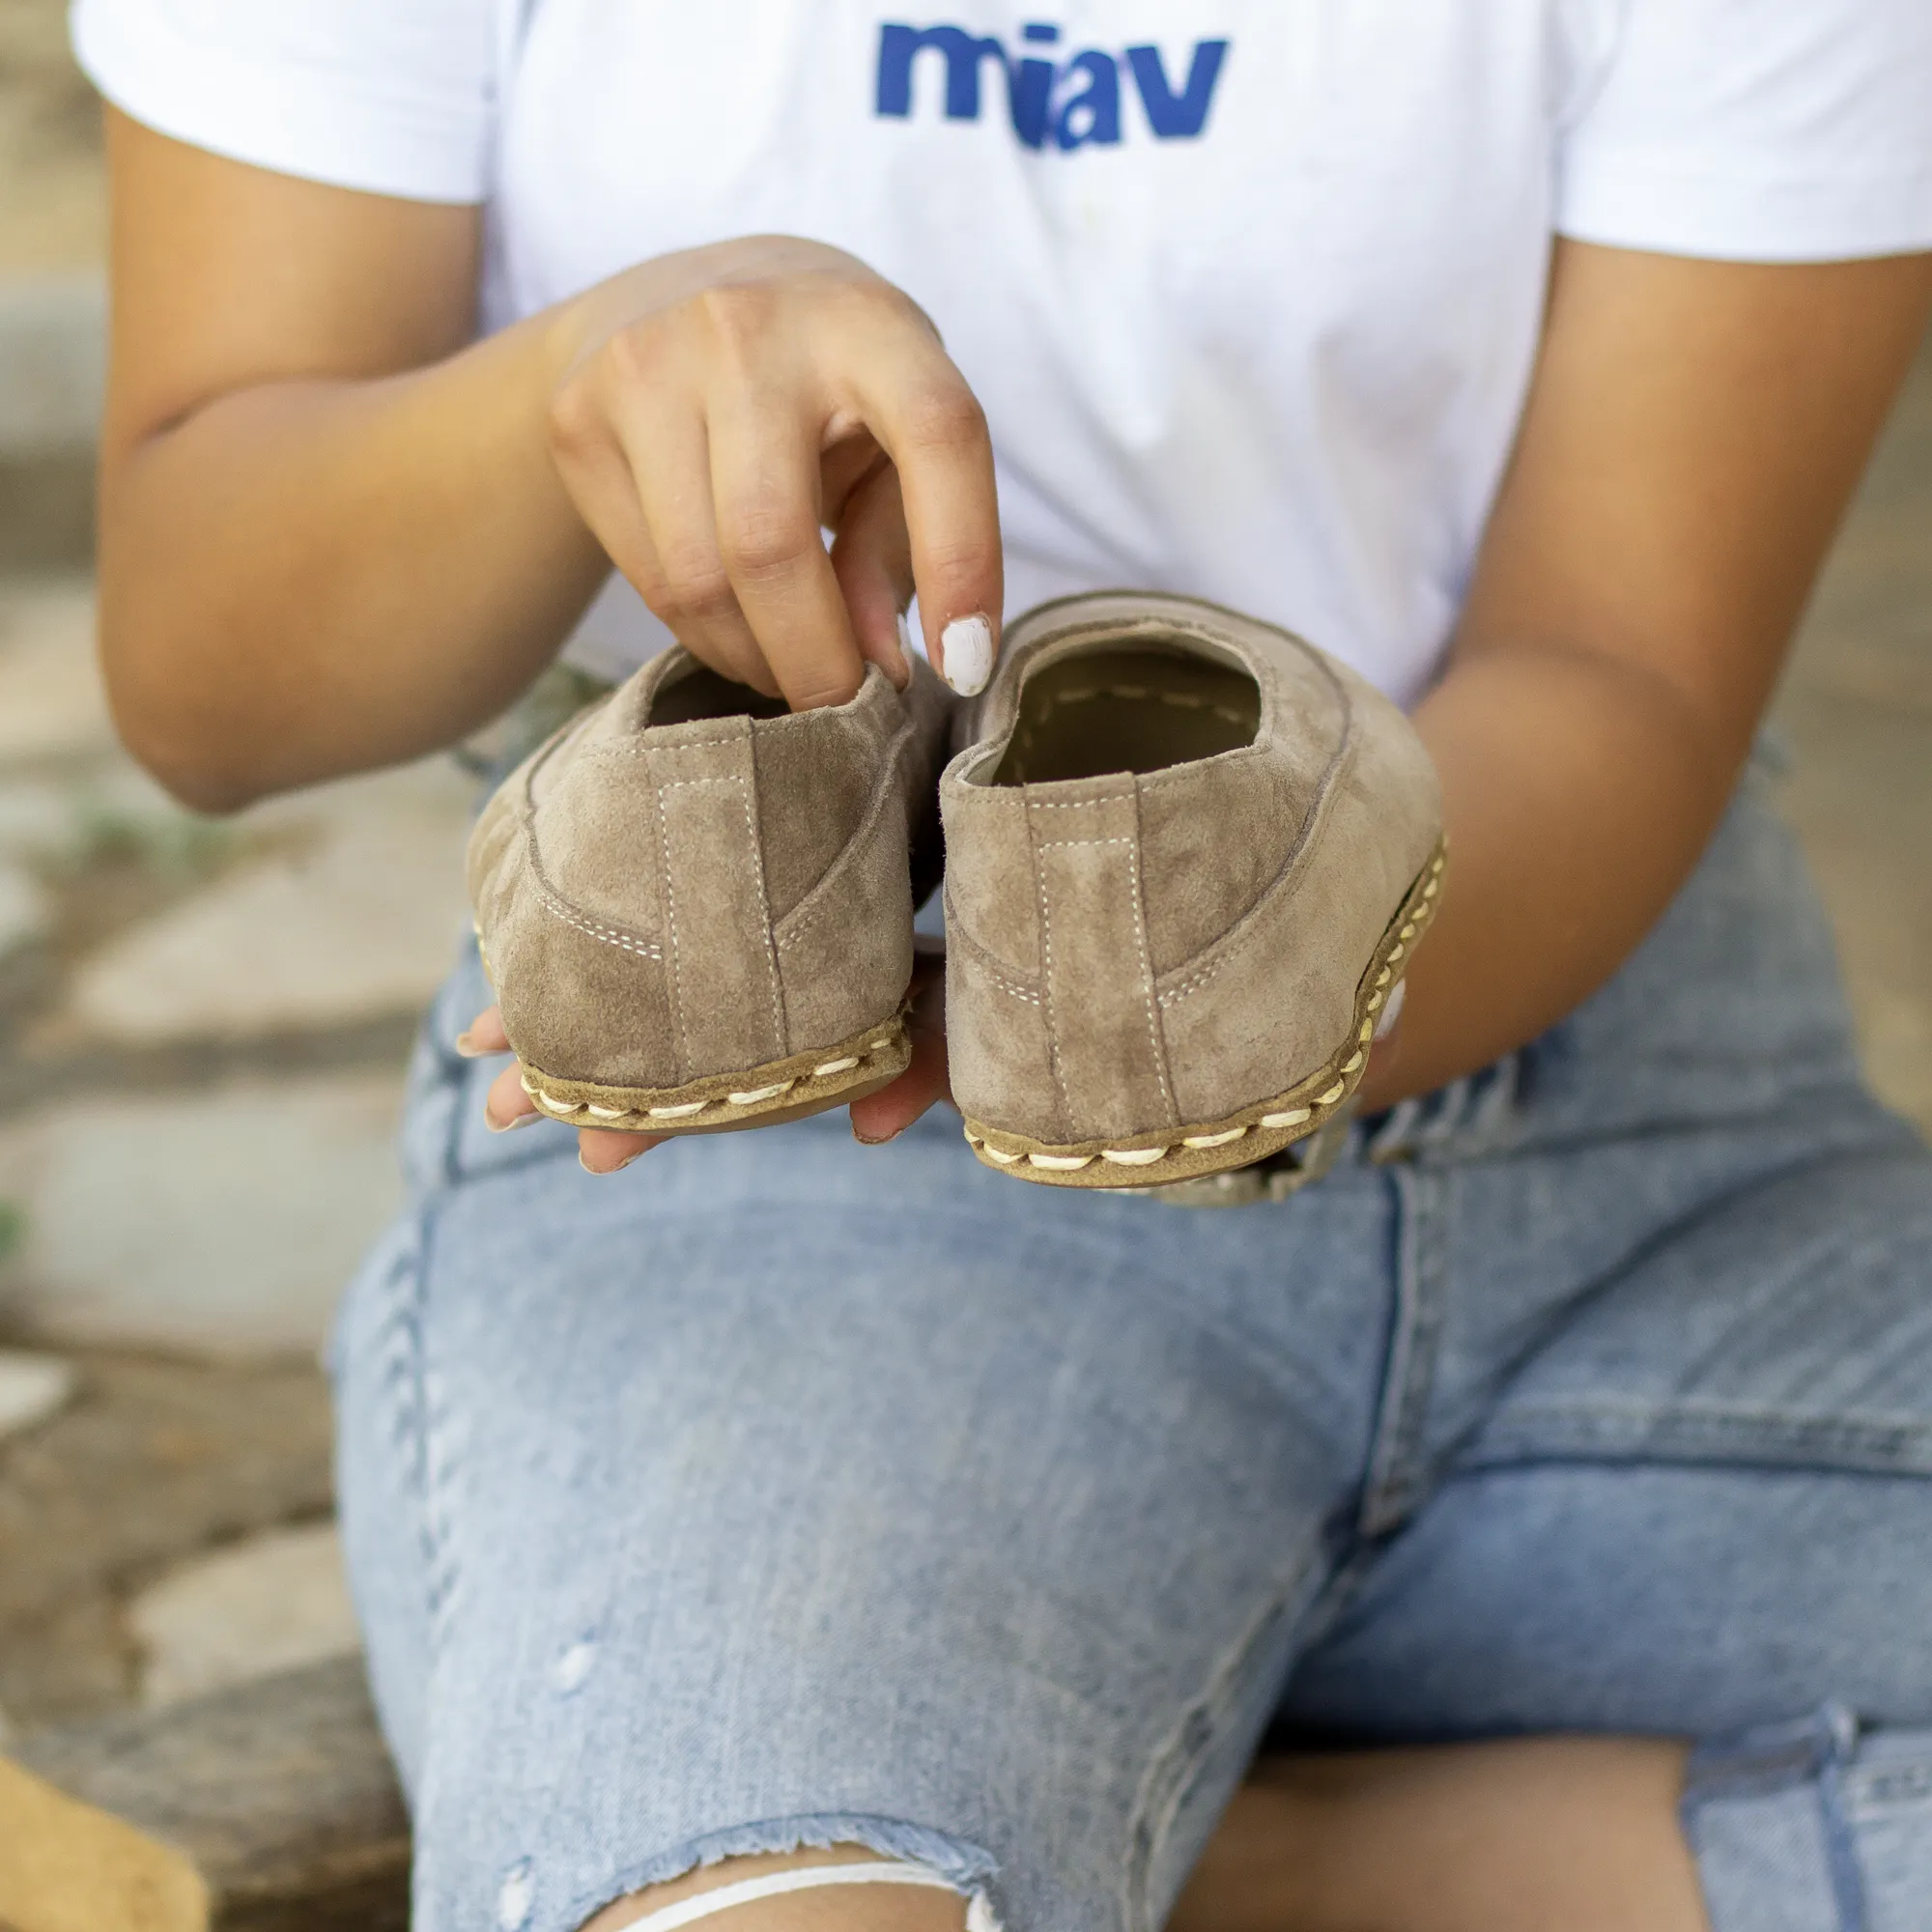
[16,1658,408,1931]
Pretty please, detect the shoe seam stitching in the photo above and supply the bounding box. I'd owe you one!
[773,710,921,951]
[1125,792,1179,1123]
[941,908,1044,1003]
[583,731,751,760]
[1027,813,1071,1135]
[1152,735,1359,1009]
[523,831,667,963]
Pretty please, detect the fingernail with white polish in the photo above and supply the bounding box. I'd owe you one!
[940,614,995,696]
[890,611,916,687]
[487,1110,539,1134]
[1374,980,1407,1040]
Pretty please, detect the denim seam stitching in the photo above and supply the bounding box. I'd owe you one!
[1122,1552,1322,1932]
[1357,1165,1450,1536]
[373,1200,446,1658]
[1819,1751,1872,1932]
[1463,1399,1932,1471]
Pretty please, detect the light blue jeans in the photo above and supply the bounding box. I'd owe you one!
[332,773,1932,1932]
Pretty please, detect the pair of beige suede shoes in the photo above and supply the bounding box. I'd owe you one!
[468,592,1444,1190]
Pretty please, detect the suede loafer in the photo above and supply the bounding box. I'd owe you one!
[940,592,1445,1188]
[468,650,954,1134]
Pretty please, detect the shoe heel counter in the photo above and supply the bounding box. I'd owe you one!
[771,782,917,1052]
[944,779,1181,1145]
[1024,787,1179,1143]
[469,771,682,1089]
[476,727,788,1091]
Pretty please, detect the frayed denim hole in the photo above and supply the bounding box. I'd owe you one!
[499,1858,537,1931]
[552,1815,1003,1932]
[551,1636,597,1696]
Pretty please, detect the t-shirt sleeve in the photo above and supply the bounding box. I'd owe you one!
[1557,0,1932,262]
[70,0,497,204]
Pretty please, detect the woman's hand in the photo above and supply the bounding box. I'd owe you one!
[547,236,1004,709]
[462,942,955,1174]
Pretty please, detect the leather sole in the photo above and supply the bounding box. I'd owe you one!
[961,839,1447,1189]
[516,1008,912,1137]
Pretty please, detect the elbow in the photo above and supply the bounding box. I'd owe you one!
[139,755,265,820]
[99,630,273,818]
[113,717,268,819]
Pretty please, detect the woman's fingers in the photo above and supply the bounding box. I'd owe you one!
[844,323,1003,696]
[599,386,777,696]
[707,381,868,710]
[831,459,917,688]
[461,1007,537,1130]
[850,942,952,1145]
[484,1058,539,1132]
[456,1006,510,1057]
[576,1124,666,1174]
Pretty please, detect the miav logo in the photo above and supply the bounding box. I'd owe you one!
[875,21,1230,149]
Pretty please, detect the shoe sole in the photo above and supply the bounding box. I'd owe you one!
[961,839,1447,1189]
[514,1009,913,1137]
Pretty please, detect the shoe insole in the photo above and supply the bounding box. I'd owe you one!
[648,662,791,727]
[990,642,1260,785]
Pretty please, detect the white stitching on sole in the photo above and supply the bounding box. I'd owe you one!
[537,1029,900,1125]
[727,1080,796,1105]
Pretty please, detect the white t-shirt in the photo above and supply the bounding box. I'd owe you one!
[72,0,1932,703]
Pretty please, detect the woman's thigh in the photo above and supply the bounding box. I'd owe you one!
[1279,1133,1932,1930]
[332,1097,1405,1932]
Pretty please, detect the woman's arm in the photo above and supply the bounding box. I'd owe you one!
[1353,241,1932,1109]
[99,113,1003,810]
[99,113,593,807]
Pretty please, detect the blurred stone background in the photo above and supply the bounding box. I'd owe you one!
[0,2,473,1764]
[0,0,1926,1906]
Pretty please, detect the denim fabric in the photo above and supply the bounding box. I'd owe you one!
[331,771,1932,1932]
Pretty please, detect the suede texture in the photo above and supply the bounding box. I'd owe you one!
[468,651,955,1090]
[940,592,1443,1144]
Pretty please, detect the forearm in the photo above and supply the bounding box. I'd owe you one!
[1355,641,1742,1110]
[99,305,606,810]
